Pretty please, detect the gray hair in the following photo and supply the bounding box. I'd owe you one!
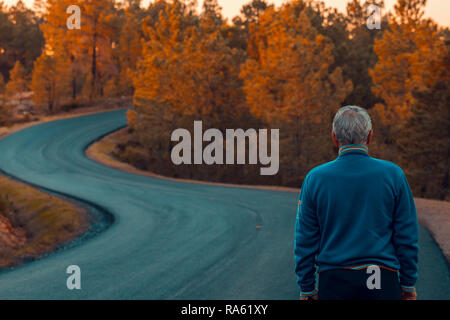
[332,106,372,145]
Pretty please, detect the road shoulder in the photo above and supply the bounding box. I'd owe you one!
[0,176,89,269]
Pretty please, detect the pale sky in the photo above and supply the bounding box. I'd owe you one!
[3,0,449,26]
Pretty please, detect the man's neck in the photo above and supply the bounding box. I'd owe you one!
[338,144,369,156]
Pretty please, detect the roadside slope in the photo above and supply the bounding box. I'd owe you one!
[0,176,90,268]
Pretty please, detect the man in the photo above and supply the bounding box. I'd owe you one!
[294,105,418,300]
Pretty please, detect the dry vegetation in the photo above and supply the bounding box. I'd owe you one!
[87,128,299,192]
[0,176,89,269]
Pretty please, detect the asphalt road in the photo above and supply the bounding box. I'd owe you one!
[0,109,448,299]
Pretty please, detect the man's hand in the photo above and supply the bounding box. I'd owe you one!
[300,294,318,301]
[401,290,417,300]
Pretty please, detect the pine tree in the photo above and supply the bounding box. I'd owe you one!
[130,0,248,177]
[368,0,447,165]
[116,0,145,96]
[398,47,449,200]
[132,0,195,164]
[5,61,28,101]
[40,0,83,100]
[0,102,11,127]
[5,1,44,73]
[81,0,117,100]
[0,73,4,96]
[370,0,445,125]
[0,2,14,81]
[31,52,70,112]
[340,0,385,108]
[240,1,352,184]
[0,73,9,126]
[40,0,118,101]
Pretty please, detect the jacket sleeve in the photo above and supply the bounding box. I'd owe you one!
[294,174,320,296]
[393,169,419,291]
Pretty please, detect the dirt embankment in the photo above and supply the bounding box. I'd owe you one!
[87,128,450,263]
[0,176,89,269]
[0,214,27,249]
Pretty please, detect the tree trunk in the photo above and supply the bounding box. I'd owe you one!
[71,55,77,100]
[72,77,77,100]
[441,148,450,200]
[91,18,98,102]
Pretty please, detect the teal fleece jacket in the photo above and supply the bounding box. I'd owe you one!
[294,144,419,296]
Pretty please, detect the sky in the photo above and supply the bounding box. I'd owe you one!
[3,0,450,26]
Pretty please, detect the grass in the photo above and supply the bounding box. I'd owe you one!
[0,176,90,269]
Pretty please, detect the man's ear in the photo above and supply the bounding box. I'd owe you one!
[367,130,373,145]
[332,131,339,147]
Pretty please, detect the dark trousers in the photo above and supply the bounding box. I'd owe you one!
[318,268,402,300]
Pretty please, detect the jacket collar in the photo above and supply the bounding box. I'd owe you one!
[338,144,369,157]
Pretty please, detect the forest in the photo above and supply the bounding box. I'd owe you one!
[0,0,448,200]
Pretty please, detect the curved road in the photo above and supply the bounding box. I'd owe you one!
[0,109,448,299]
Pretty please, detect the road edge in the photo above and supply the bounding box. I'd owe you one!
[85,127,300,194]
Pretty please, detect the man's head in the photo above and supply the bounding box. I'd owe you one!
[332,105,373,147]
